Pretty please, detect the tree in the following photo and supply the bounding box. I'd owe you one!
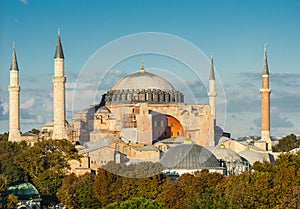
[159,170,224,209]
[14,139,80,206]
[28,128,40,135]
[0,133,8,142]
[57,173,101,209]
[6,194,18,209]
[273,134,300,152]
[105,197,164,209]
[94,165,167,207]
[0,141,27,185]
[103,161,163,178]
[94,168,124,206]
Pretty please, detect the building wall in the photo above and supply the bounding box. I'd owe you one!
[72,102,214,146]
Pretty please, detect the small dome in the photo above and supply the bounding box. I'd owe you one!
[6,183,40,199]
[206,146,242,163]
[238,150,264,165]
[112,71,176,91]
[161,144,220,169]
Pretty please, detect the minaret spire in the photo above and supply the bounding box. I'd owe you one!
[210,55,215,80]
[8,43,21,142]
[54,29,64,59]
[260,44,271,150]
[263,44,269,75]
[208,55,217,146]
[10,42,19,71]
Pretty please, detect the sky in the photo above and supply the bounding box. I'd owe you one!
[0,0,299,138]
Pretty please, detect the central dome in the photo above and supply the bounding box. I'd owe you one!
[112,71,175,91]
[104,65,184,104]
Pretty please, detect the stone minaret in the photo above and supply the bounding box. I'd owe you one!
[260,45,271,149]
[8,43,21,142]
[208,56,217,120]
[52,30,67,139]
[208,55,217,145]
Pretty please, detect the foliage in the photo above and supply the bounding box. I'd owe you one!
[0,174,8,193]
[159,170,224,209]
[103,161,163,178]
[57,173,101,209]
[7,194,18,209]
[13,139,80,206]
[0,135,300,209]
[105,197,164,209]
[0,132,8,142]
[0,139,80,208]
[28,128,40,135]
[94,165,167,207]
[272,134,300,152]
[212,152,300,209]
[0,141,27,186]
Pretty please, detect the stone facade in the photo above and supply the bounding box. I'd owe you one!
[73,102,215,147]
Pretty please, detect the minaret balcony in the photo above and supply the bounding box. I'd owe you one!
[8,85,20,92]
[208,92,217,97]
[260,88,271,93]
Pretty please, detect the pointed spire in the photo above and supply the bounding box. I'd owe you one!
[140,59,145,73]
[10,42,19,71]
[54,29,64,59]
[210,54,215,80]
[263,44,269,75]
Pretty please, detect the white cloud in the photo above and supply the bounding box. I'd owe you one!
[20,97,35,109]
[252,108,294,130]
[20,0,28,5]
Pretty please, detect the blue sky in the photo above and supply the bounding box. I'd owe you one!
[0,0,299,137]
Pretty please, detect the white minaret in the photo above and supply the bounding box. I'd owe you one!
[208,56,217,120]
[8,43,21,142]
[52,30,67,139]
[260,44,272,149]
[208,55,217,145]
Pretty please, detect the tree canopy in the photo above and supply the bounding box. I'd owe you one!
[272,134,300,152]
[0,139,80,208]
[105,197,164,209]
[0,134,300,209]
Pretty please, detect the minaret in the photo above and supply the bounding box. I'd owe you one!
[52,30,67,139]
[208,55,217,145]
[8,43,21,142]
[260,44,271,149]
[208,55,217,120]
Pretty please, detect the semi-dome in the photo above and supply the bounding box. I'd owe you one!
[112,71,175,91]
[238,150,264,166]
[160,143,220,169]
[206,146,242,163]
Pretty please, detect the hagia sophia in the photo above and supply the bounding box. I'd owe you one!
[7,32,277,176]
